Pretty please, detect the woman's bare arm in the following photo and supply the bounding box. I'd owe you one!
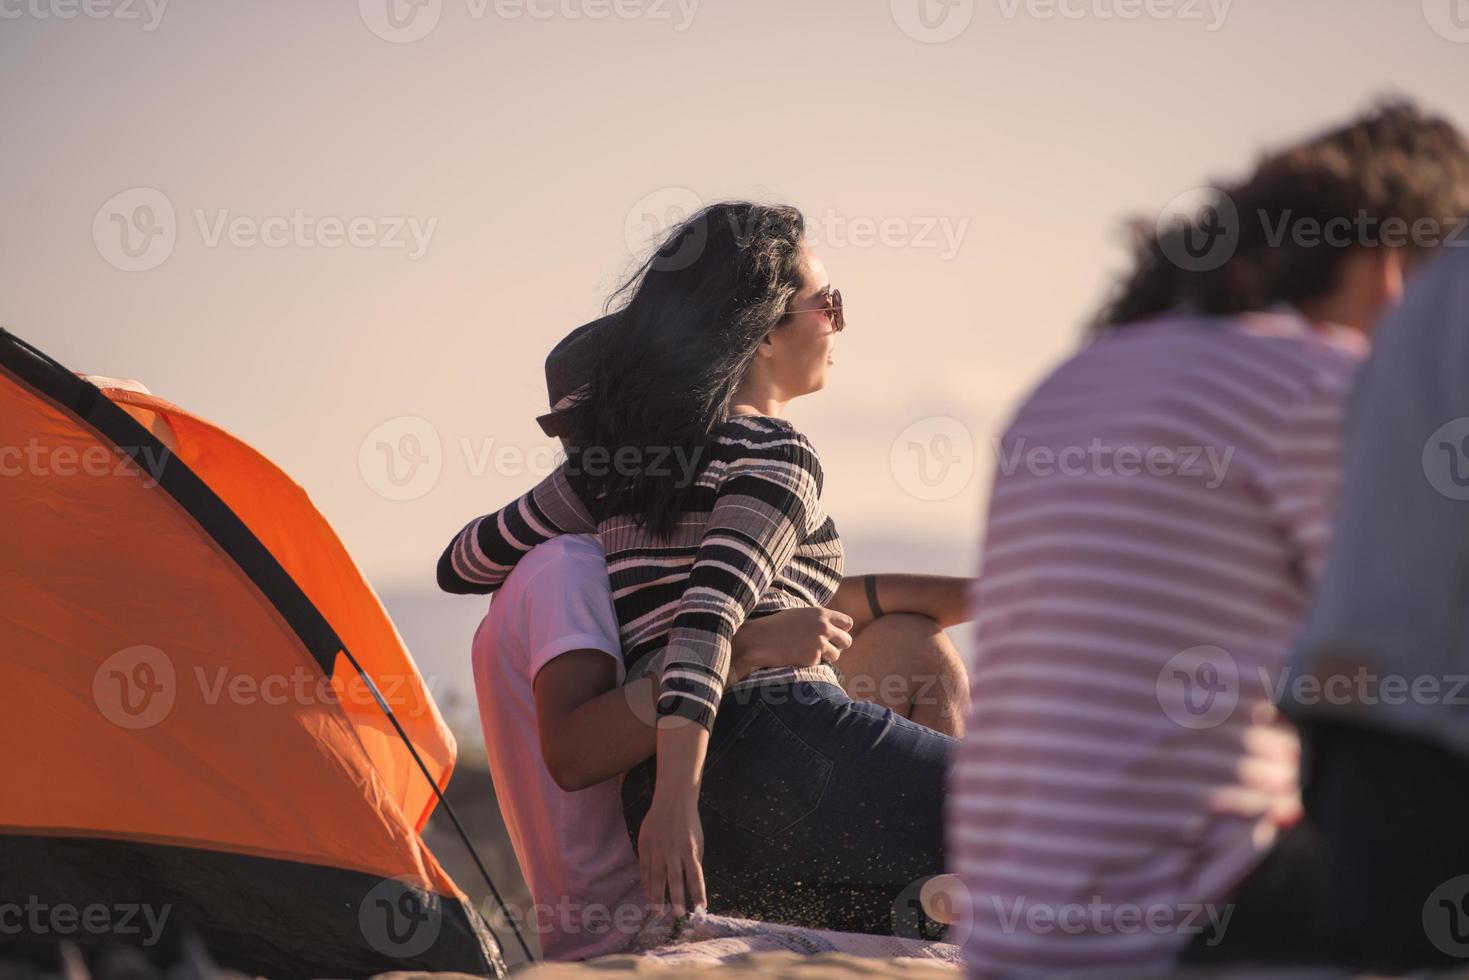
[829,573,976,630]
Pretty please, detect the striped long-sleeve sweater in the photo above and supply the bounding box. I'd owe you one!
[437,414,845,729]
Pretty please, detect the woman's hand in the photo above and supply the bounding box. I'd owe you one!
[730,606,854,682]
[637,786,706,916]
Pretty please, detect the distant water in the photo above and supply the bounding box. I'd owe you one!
[379,531,978,748]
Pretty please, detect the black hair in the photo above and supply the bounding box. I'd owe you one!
[560,201,808,538]
[1095,98,1469,327]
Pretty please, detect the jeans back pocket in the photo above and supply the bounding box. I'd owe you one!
[699,699,834,841]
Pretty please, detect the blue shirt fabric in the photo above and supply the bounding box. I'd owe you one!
[1285,245,1469,757]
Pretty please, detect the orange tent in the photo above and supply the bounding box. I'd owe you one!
[0,330,506,978]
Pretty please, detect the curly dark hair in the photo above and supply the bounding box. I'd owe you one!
[560,201,808,539]
[1094,98,1469,328]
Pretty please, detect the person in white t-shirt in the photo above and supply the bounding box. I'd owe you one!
[472,533,638,961]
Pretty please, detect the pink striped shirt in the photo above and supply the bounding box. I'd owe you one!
[949,312,1365,977]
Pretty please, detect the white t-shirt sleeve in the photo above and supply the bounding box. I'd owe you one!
[519,542,623,682]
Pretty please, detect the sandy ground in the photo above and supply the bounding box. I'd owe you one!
[515,952,959,977]
[370,962,1467,979]
[511,963,1459,978]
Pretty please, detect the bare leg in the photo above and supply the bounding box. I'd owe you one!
[837,613,970,737]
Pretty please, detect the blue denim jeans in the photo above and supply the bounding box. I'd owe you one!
[621,681,955,936]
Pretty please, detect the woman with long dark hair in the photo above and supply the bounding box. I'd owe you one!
[438,202,952,935]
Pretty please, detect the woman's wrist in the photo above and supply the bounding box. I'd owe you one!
[653,724,709,798]
[651,782,700,807]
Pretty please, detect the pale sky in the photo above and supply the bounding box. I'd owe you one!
[4,0,1468,602]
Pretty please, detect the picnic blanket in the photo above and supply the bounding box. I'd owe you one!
[633,911,962,966]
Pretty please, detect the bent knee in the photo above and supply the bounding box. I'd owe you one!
[852,614,965,688]
[859,612,944,647]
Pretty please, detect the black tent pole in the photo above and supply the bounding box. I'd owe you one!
[341,650,536,964]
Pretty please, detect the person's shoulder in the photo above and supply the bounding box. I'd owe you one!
[715,412,796,434]
[712,416,824,500]
[1227,313,1366,406]
[717,414,819,463]
[502,534,607,592]
[1105,310,1364,396]
[716,413,809,445]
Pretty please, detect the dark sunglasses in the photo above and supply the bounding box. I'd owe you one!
[782,288,845,332]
